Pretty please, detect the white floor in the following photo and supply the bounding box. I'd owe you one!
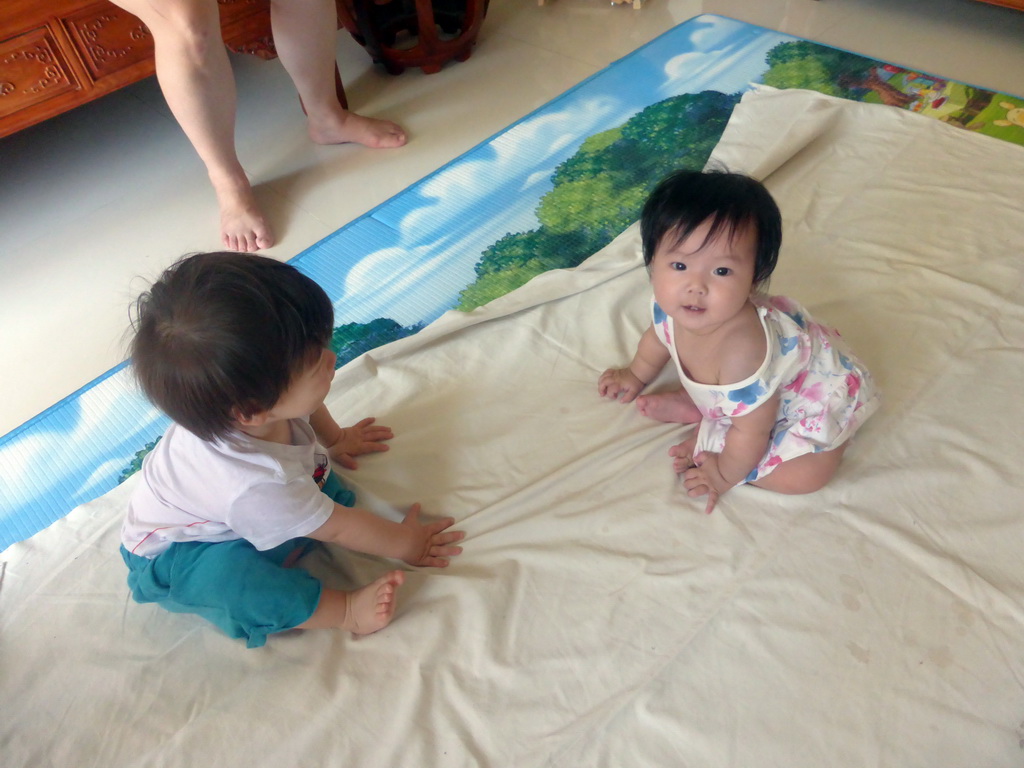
[1,0,1022,439]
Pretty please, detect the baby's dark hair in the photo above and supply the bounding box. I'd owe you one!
[640,169,782,288]
[129,252,334,441]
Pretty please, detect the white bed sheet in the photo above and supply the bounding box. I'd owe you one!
[3,86,1024,767]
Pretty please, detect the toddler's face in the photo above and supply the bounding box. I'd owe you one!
[270,348,337,420]
[650,217,757,336]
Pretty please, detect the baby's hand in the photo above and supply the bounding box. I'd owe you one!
[681,452,730,515]
[598,367,645,404]
[400,503,465,568]
[327,417,394,469]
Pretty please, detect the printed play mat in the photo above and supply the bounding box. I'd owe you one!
[2,14,1022,551]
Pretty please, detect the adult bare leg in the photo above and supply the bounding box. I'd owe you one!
[270,0,407,148]
[108,0,273,251]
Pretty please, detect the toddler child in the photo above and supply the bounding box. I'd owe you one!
[121,252,464,648]
[598,170,879,514]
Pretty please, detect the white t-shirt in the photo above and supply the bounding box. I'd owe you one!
[122,419,335,558]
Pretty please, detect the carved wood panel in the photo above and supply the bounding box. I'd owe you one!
[973,0,1024,9]
[217,0,268,21]
[64,6,153,81]
[0,27,80,119]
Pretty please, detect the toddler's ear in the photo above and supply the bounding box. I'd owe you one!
[232,406,269,428]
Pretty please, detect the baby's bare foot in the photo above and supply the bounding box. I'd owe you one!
[213,176,274,252]
[342,570,405,635]
[308,109,407,149]
[669,435,699,473]
[636,390,701,424]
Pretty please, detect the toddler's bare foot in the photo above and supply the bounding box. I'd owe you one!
[212,175,274,252]
[308,109,407,149]
[636,390,701,424]
[342,570,405,635]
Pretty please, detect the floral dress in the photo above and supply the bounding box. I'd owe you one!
[651,294,880,483]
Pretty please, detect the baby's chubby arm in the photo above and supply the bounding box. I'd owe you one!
[682,391,779,513]
[309,502,465,568]
[598,325,670,404]
[310,405,393,470]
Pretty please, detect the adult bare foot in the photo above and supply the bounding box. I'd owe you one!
[308,109,407,149]
[342,570,406,635]
[213,176,274,252]
[636,390,702,424]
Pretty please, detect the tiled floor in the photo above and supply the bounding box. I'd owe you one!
[1,0,1022,438]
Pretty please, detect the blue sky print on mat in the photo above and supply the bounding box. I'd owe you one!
[0,367,171,550]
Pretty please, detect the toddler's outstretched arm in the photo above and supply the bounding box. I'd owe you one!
[598,326,670,403]
[310,406,394,469]
[310,503,465,568]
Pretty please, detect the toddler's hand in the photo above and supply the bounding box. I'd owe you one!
[401,503,465,568]
[328,417,394,469]
[681,452,730,515]
[598,367,645,404]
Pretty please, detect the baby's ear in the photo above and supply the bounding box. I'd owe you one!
[232,406,269,427]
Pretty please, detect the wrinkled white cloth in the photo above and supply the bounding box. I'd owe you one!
[3,86,1024,768]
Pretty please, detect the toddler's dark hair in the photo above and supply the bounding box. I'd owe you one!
[640,169,782,288]
[129,252,334,441]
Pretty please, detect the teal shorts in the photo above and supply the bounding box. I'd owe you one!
[121,538,321,648]
[122,469,355,648]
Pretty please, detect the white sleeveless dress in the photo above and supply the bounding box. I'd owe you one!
[651,294,880,483]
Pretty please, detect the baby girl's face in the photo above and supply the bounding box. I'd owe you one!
[650,217,757,336]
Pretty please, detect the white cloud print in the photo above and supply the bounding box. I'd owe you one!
[662,29,786,97]
[688,14,739,49]
[338,238,488,327]
[398,96,628,242]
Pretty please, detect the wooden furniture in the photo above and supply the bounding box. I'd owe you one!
[340,0,487,75]
[975,0,1024,8]
[0,0,347,139]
